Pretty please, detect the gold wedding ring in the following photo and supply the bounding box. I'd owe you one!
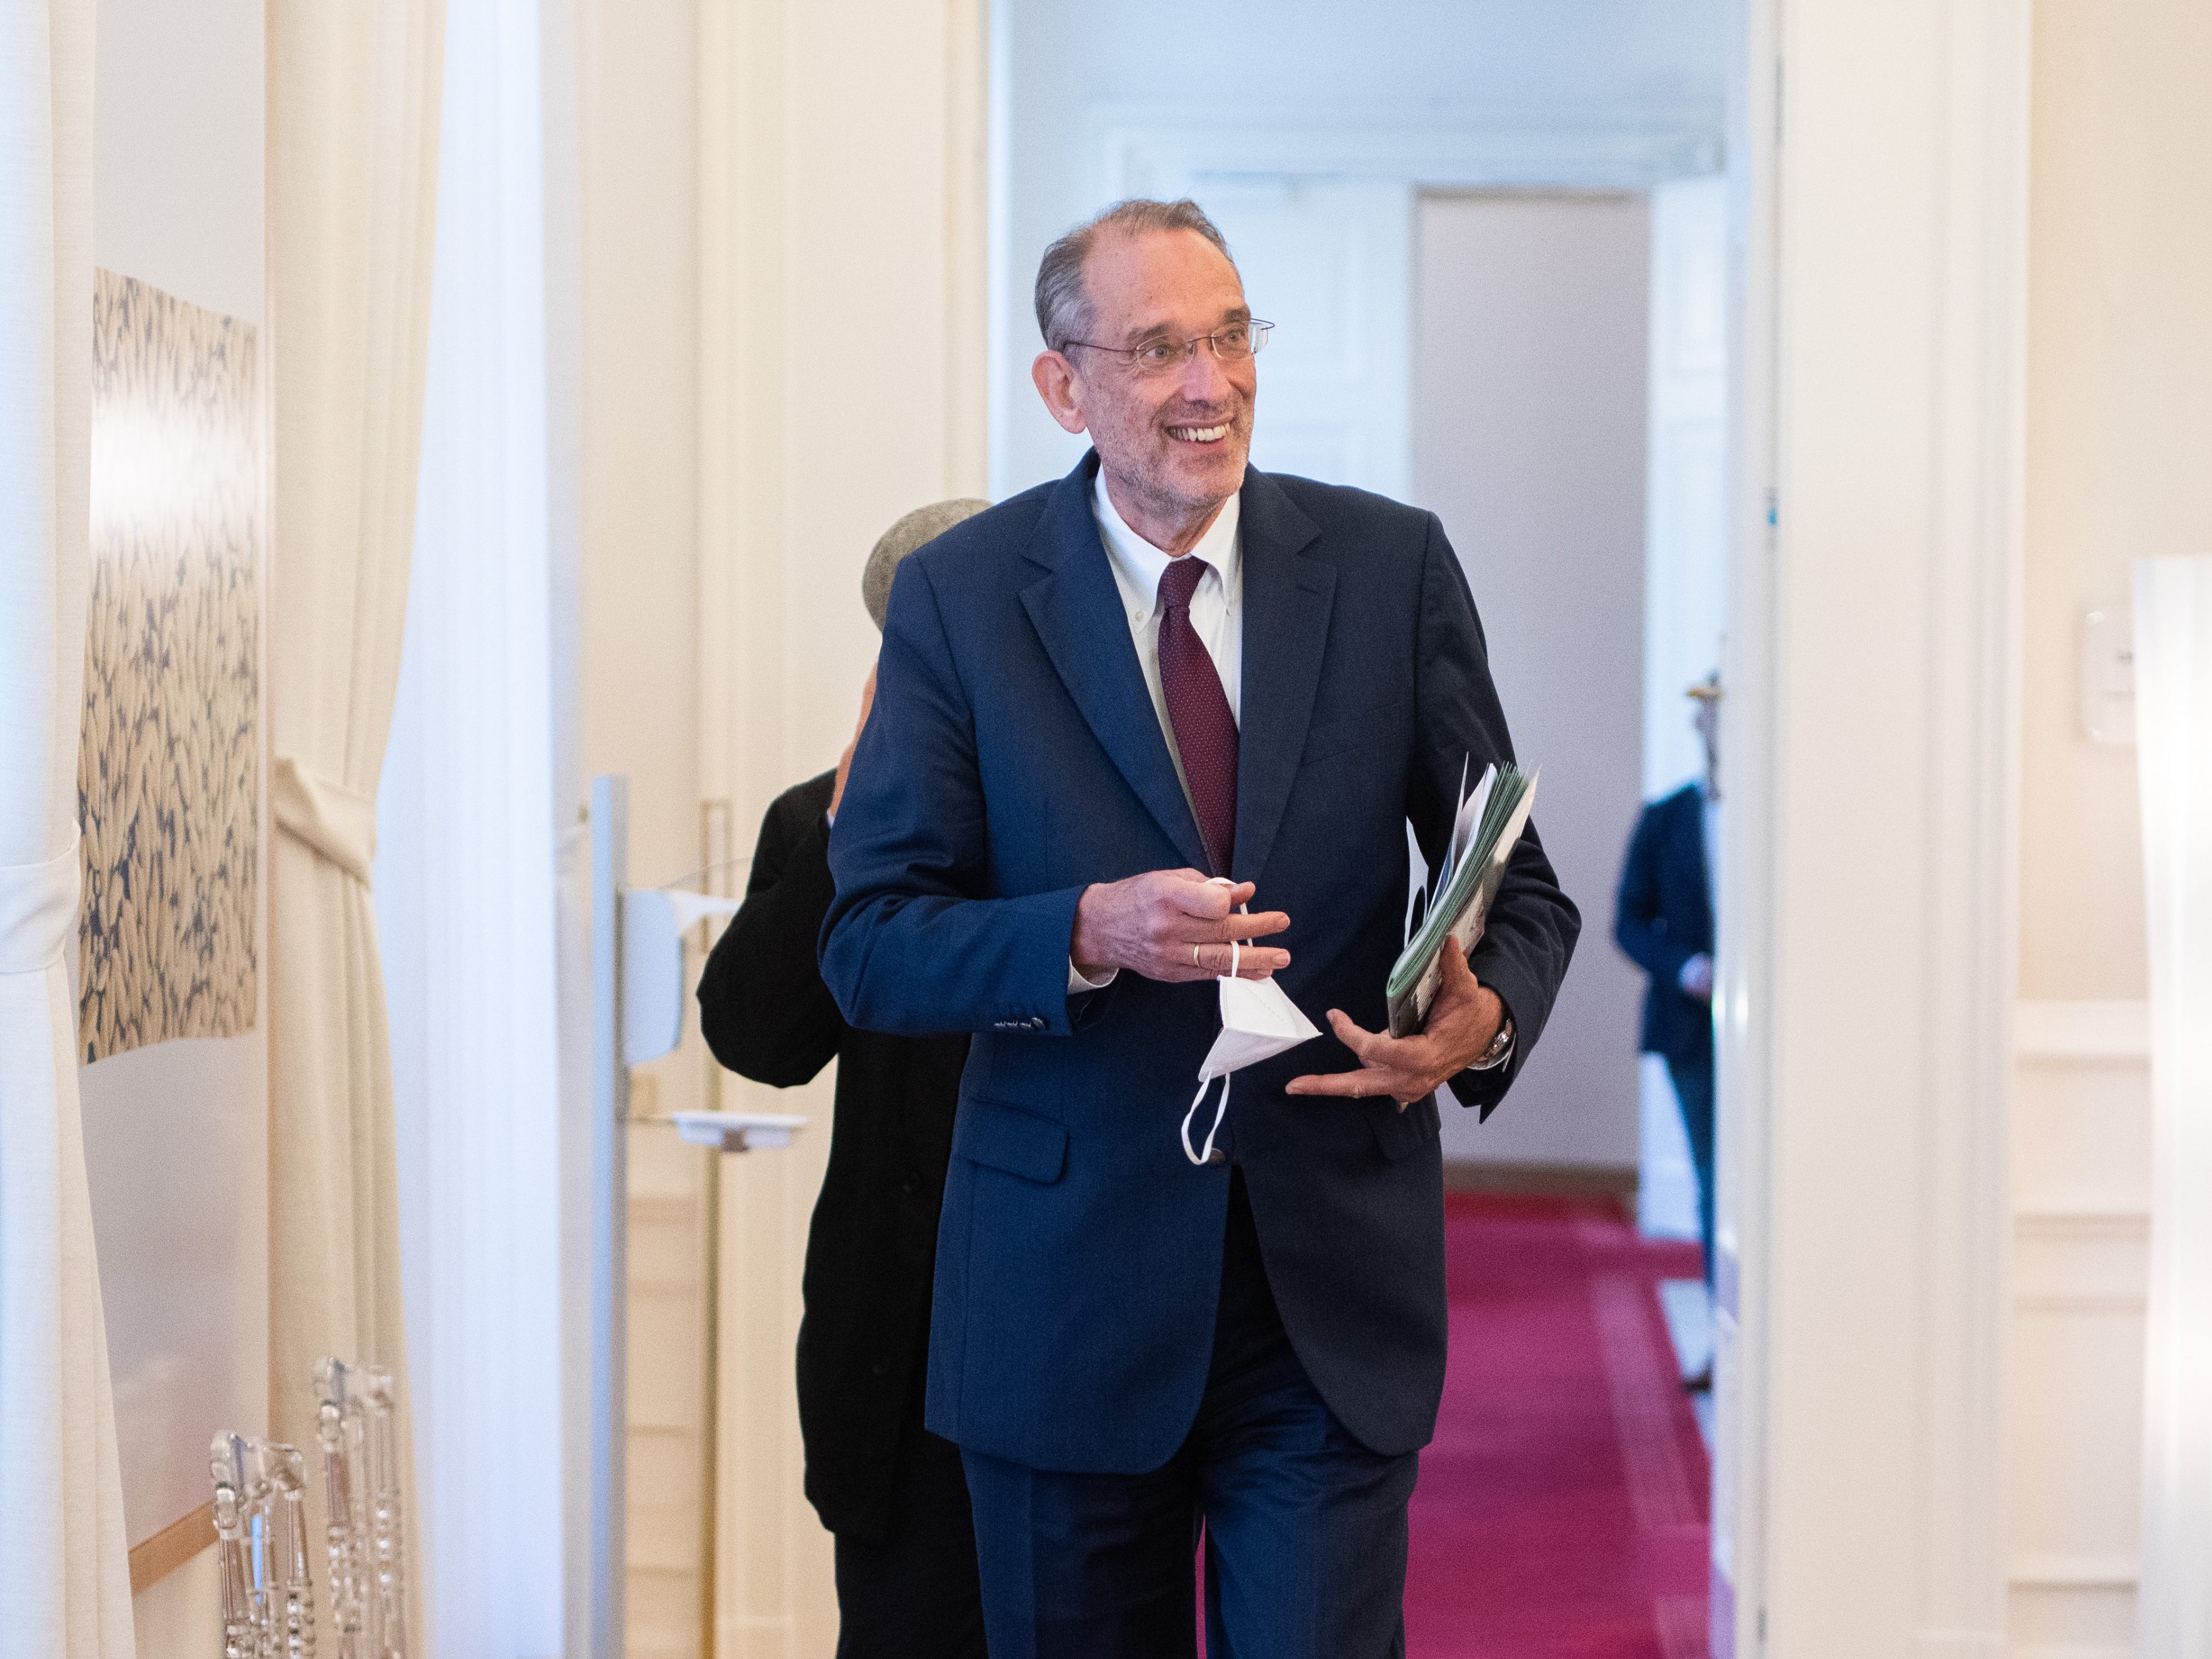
[1193,943,1203,968]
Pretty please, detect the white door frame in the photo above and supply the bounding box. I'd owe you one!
[1721,1,2029,1653]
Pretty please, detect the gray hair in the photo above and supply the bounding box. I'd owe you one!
[1033,198,1237,354]
[862,498,991,630]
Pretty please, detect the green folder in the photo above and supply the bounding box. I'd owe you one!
[1386,761,1540,1038]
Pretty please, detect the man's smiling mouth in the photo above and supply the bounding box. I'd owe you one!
[1169,424,1231,444]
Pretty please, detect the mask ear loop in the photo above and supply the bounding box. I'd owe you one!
[1179,938,1239,1166]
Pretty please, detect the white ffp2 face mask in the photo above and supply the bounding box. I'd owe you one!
[1181,937,1322,1166]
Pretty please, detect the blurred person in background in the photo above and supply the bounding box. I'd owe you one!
[1614,674,1721,1371]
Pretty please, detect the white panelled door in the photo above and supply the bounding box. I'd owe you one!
[1638,173,1729,1241]
[1147,172,1412,499]
[1643,173,1730,799]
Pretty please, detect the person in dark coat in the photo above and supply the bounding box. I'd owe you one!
[696,499,990,1659]
[1614,677,1721,1304]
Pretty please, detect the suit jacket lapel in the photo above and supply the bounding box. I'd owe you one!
[1232,469,1332,888]
[1019,455,1213,873]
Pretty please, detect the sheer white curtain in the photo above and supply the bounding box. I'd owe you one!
[0,1,136,1651]
[2134,555,2212,1658]
[375,1,562,1652]
[266,1,441,1650]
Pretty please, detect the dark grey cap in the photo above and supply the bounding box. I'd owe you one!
[863,499,991,630]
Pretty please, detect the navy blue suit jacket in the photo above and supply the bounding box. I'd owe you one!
[1613,783,1715,1068]
[820,454,1579,1473]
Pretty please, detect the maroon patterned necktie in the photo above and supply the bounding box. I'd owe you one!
[1157,557,1238,876]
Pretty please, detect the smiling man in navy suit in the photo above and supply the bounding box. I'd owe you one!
[820,198,1579,1658]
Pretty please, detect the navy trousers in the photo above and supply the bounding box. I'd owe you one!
[1666,1053,1717,1289]
[960,1170,1419,1659]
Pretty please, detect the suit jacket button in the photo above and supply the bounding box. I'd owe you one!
[901,1170,922,1197]
[1029,1016,1046,1030]
[870,1356,890,1377]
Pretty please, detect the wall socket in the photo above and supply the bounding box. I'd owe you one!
[2081,607,2135,745]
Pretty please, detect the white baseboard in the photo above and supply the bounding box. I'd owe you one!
[2016,1000,2150,1062]
[2011,1555,2140,1590]
[1909,1631,2005,1658]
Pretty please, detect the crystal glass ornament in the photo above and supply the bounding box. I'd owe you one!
[210,1431,316,1659]
[316,1357,409,1659]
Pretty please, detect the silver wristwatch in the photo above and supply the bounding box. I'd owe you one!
[1470,1013,1516,1072]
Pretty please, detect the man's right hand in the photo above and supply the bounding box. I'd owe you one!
[1679,953,1715,1002]
[1069,870,1290,983]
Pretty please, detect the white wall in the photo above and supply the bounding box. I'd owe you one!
[995,0,1727,499]
[85,0,267,1646]
[1413,191,1652,1173]
[91,0,263,325]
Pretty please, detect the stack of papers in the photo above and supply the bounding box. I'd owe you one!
[1385,760,1540,1038]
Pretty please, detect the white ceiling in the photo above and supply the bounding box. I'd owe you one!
[1011,0,1729,132]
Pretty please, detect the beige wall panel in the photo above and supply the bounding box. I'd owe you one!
[2009,1582,2136,1659]
[2006,1013,2152,1653]
[698,3,988,1656]
[2011,1054,2152,1216]
[2009,1305,2145,1553]
[2021,0,2212,1002]
[2004,5,2212,1641]
[578,0,701,893]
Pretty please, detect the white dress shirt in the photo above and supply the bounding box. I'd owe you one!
[1067,477,1244,994]
[1093,470,1244,781]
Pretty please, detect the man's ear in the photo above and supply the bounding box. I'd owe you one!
[1031,350,1089,436]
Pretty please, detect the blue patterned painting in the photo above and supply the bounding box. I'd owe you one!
[78,269,261,1062]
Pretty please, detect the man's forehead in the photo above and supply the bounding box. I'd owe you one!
[1084,229,1247,333]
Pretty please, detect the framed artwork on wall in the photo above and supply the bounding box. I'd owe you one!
[76,268,268,1559]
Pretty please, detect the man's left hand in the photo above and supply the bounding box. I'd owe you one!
[1285,939,1503,1109]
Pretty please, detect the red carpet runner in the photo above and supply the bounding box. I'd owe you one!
[1404,1192,1711,1658]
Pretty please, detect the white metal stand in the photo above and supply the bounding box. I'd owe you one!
[569,774,807,1658]
[583,773,628,1659]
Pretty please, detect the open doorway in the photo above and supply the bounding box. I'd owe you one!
[994,3,1740,1651]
